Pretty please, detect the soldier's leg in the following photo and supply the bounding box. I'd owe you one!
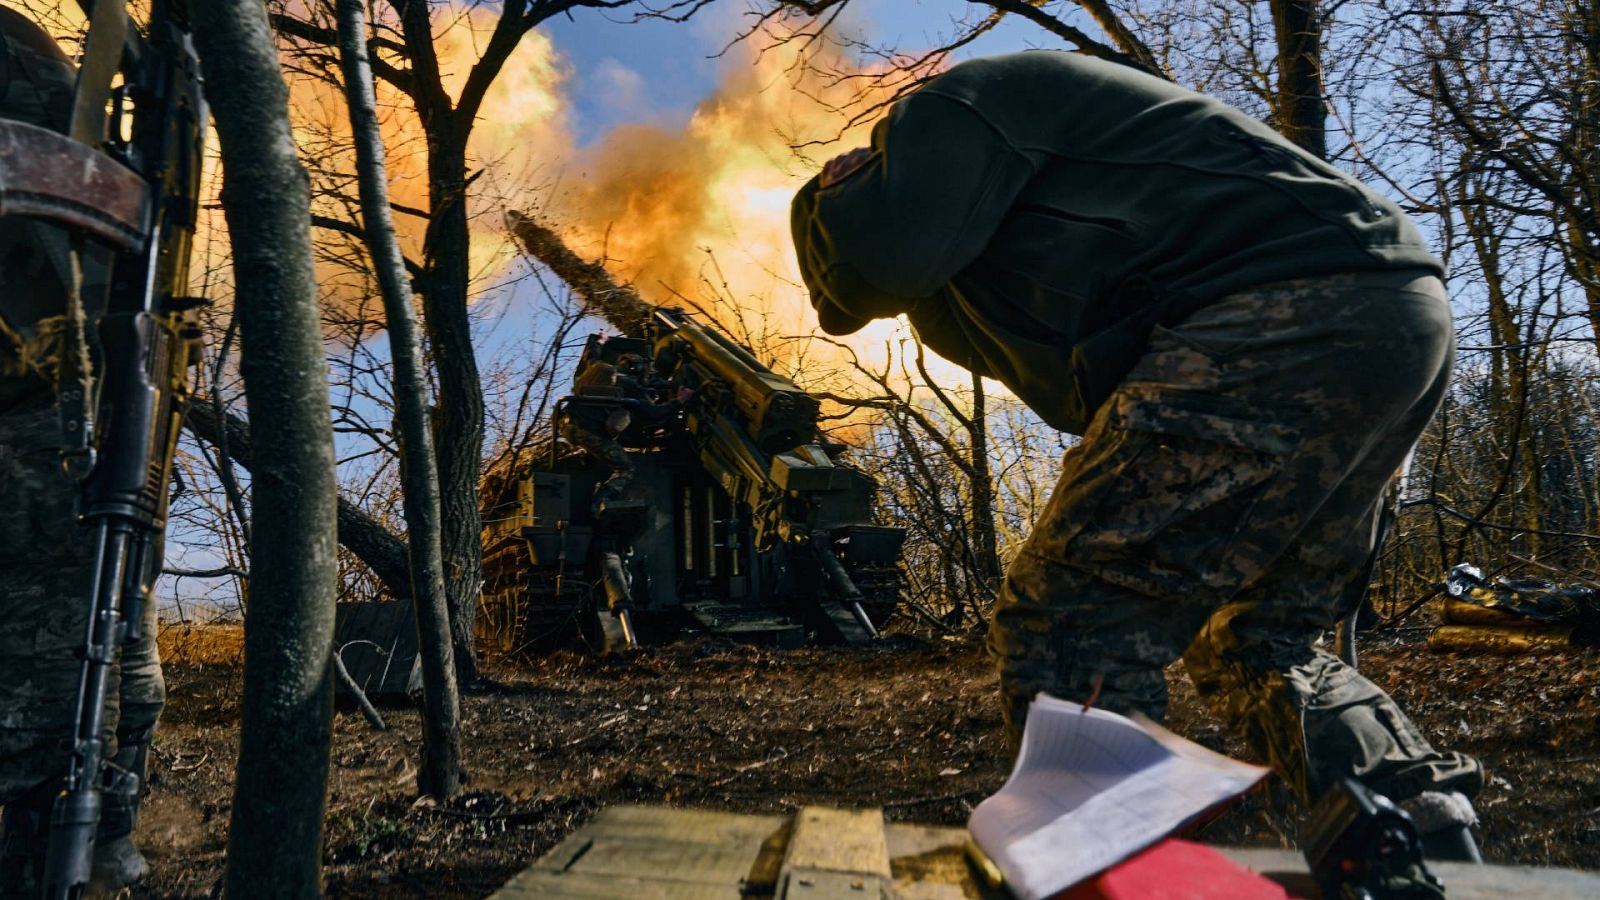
[988,405,1220,752]
[989,278,1385,749]
[93,546,165,889]
[0,403,113,892]
[995,271,1480,817]
[1179,345,1481,848]
[1183,501,1483,811]
[1152,272,1481,817]
[561,422,634,511]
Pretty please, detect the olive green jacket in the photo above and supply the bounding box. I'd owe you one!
[791,51,1443,434]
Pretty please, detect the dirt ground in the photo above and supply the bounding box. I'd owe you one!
[128,627,1600,899]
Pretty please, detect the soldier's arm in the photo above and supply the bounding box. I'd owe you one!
[791,92,1037,334]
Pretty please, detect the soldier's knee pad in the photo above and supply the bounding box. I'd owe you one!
[1181,604,1242,691]
[1186,601,1317,688]
[116,680,165,739]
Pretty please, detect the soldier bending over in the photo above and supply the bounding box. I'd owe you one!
[791,52,1483,859]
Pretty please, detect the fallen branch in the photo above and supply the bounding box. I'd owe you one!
[901,595,959,633]
[566,712,630,745]
[170,751,212,774]
[334,642,387,731]
[880,789,987,810]
[710,748,791,786]
[427,801,546,823]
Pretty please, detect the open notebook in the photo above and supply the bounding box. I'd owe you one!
[968,694,1270,900]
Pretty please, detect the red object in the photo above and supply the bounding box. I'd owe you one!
[1057,839,1291,900]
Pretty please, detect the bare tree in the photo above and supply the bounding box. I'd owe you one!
[268,0,712,684]
[190,0,339,893]
[337,0,462,798]
[1417,0,1600,354]
[761,1,1333,160]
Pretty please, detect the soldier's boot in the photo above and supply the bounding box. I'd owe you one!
[89,833,147,891]
[0,781,54,899]
[1402,791,1483,863]
[89,732,152,891]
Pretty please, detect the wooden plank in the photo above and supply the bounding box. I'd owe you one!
[782,807,891,878]
[550,833,769,886]
[493,869,748,899]
[885,823,992,900]
[583,804,787,841]
[494,805,787,900]
[779,870,893,898]
[779,807,892,898]
[531,833,593,874]
[494,806,1600,900]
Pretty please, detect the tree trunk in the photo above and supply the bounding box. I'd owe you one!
[418,136,485,687]
[391,0,483,687]
[1574,1,1600,359]
[968,369,1001,593]
[1268,0,1326,159]
[419,201,480,685]
[190,1,338,895]
[337,0,463,798]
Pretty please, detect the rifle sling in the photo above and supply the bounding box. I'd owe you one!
[69,0,127,146]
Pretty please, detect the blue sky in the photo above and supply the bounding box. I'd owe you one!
[544,1,1067,146]
[465,1,1076,395]
[471,1,1082,343]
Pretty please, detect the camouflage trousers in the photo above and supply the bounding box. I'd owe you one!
[988,270,1483,808]
[0,402,165,807]
[561,420,635,507]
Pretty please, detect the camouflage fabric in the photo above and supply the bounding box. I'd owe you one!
[0,12,164,889]
[0,401,165,807]
[987,269,1483,808]
[561,418,635,506]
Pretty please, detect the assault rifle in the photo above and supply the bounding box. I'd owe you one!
[0,1,207,896]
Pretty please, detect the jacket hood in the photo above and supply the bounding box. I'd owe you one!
[791,172,874,335]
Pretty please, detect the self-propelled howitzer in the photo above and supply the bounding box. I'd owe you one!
[478,308,905,654]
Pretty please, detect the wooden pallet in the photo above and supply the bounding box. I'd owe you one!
[491,804,1600,899]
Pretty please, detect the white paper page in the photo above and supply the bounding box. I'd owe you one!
[967,694,1268,900]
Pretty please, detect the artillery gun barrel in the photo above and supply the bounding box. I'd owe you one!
[655,308,771,394]
[654,308,817,452]
[505,220,906,651]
